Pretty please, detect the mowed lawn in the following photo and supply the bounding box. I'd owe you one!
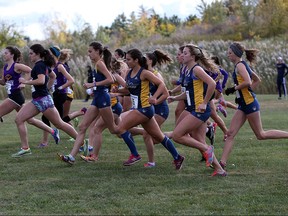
[0,95,287,215]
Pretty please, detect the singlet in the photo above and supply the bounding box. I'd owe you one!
[3,62,21,95]
[126,67,150,109]
[149,70,168,106]
[92,67,109,92]
[53,62,68,94]
[182,64,208,111]
[232,60,256,105]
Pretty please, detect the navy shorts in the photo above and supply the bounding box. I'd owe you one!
[154,103,169,120]
[32,95,54,112]
[112,102,123,116]
[91,90,111,109]
[238,98,260,115]
[187,105,211,122]
[135,106,155,119]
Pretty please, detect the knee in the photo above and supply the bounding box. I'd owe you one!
[26,119,34,125]
[172,132,181,143]
[255,132,265,140]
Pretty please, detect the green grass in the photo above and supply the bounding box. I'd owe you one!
[0,95,287,215]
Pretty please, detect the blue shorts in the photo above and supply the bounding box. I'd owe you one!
[135,106,155,119]
[32,95,54,112]
[154,102,169,120]
[112,102,123,116]
[238,98,260,115]
[187,105,211,122]
[91,90,111,108]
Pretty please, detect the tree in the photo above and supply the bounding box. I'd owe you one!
[0,21,26,49]
[256,0,288,37]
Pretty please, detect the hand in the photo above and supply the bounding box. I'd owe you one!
[18,77,26,84]
[167,96,175,104]
[225,86,236,96]
[148,97,156,105]
[198,103,207,112]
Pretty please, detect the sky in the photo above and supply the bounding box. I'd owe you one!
[0,0,214,40]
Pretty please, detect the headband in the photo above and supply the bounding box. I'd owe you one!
[49,46,60,58]
[230,44,243,58]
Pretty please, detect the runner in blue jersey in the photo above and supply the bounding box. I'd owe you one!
[168,44,227,177]
[220,42,288,170]
[115,48,185,170]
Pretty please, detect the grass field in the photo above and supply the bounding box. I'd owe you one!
[0,95,287,215]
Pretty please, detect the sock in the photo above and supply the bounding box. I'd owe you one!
[161,136,179,160]
[121,131,139,156]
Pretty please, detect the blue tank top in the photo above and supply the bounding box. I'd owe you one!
[232,60,256,105]
[3,62,21,95]
[182,64,208,111]
[92,68,109,92]
[126,67,150,109]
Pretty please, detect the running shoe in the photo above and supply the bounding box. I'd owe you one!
[219,161,227,170]
[52,128,60,144]
[11,148,32,157]
[204,146,214,167]
[174,155,185,170]
[38,143,48,148]
[211,170,227,177]
[217,104,227,118]
[57,153,75,165]
[80,155,98,163]
[144,162,156,168]
[123,154,142,166]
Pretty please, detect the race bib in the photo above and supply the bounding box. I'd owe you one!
[67,87,73,94]
[185,91,191,106]
[5,80,13,94]
[130,94,139,109]
[236,90,240,98]
[181,87,186,93]
[31,85,35,93]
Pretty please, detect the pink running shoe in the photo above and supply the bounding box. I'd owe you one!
[211,170,227,177]
[123,154,142,166]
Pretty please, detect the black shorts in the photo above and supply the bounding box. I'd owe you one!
[8,89,25,106]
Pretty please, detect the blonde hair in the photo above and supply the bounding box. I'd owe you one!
[185,44,219,74]
[59,49,73,62]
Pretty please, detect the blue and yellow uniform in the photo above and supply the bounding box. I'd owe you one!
[150,70,169,120]
[233,61,259,114]
[126,67,155,119]
[182,64,211,122]
[91,67,111,108]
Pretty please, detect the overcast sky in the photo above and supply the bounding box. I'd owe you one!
[0,0,214,40]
